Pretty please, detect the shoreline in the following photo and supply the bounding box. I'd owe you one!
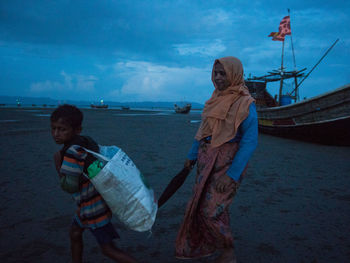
[0,108,349,262]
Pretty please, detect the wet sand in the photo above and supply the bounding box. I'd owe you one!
[0,107,350,263]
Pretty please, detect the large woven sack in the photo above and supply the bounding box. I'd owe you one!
[85,146,157,232]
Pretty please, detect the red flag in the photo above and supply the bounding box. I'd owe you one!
[279,16,291,36]
[268,32,285,41]
[268,15,291,41]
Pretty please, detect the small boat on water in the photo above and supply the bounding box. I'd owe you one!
[91,99,108,109]
[174,103,191,114]
[121,106,130,110]
[246,13,349,146]
[91,104,108,109]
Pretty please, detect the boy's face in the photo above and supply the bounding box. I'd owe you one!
[51,118,81,145]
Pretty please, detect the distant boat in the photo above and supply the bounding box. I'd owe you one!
[91,104,108,109]
[174,103,191,114]
[91,99,108,109]
[121,106,130,110]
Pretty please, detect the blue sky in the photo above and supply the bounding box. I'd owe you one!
[1,0,349,104]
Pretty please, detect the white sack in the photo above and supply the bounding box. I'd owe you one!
[86,146,158,232]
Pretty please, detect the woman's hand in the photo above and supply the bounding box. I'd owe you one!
[54,151,62,174]
[158,161,194,208]
[215,174,238,193]
[184,159,196,170]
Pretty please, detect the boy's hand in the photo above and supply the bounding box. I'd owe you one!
[54,151,62,174]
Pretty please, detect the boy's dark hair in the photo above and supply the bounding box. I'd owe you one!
[50,104,83,129]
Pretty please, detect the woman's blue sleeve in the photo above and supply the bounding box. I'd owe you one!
[226,103,258,182]
[187,139,200,161]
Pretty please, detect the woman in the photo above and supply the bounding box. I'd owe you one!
[175,56,258,263]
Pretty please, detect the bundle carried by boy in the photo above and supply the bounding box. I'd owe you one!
[63,135,158,232]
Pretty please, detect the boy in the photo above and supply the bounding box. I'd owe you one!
[51,104,137,263]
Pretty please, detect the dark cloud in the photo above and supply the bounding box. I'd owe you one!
[0,0,349,102]
[1,0,231,63]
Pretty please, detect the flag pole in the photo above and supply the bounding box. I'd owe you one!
[289,8,297,69]
[288,8,299,101]
[278,39,285,105]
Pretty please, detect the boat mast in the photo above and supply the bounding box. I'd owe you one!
[289,9,296,70]
[278,9,299,105]
[288,9,299,102]
[278,40,285,105]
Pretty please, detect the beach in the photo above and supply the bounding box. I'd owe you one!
[0,107,350,263]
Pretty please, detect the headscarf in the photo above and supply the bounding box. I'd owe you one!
[195,56,255,148]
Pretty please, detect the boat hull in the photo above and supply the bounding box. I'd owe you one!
[256,84,350,146]
[259,116,350,146]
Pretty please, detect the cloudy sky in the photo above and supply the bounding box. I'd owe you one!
[1,0,349,104]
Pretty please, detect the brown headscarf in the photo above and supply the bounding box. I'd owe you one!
[195,56,255,148]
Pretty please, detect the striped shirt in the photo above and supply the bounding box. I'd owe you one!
[60,145,112,229]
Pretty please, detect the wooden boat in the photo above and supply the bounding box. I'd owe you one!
[245,14,348,145]
[174,103,191,114]
[246,67,350,145]
[247,82,350,145]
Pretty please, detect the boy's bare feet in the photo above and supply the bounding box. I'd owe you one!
[215,248,237,263]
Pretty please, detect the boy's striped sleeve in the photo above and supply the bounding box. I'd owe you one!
[59,145,87,193]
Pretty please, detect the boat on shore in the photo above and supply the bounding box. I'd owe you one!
[174,103,191,114]
[245,13,349,145]
[247,82,350,145]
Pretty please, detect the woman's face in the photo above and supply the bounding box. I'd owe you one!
[213,62,231,91]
